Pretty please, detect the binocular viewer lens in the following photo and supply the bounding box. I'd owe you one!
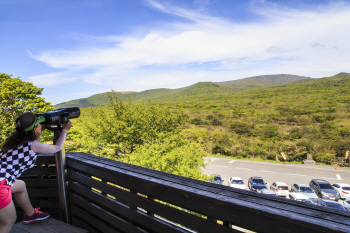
[38,107,80,125]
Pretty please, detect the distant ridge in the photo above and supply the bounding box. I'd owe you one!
[54,74,312,108]
[215,74,311,87]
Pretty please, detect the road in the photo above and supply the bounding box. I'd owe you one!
[202,157,350,203]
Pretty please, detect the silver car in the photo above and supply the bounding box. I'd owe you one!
[290,183,318,198]
[344,197,350,211]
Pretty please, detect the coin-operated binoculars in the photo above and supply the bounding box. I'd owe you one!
[39,107,80,223]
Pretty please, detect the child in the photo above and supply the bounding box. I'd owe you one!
[0,112,71,233]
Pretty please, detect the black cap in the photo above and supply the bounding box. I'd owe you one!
[16,112,36,129]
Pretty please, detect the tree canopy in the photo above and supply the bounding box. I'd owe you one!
[0,73,54,144]
[70,94,210,180]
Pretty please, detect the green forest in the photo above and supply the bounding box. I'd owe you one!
[68,72,350,165]
[2,72,350,181]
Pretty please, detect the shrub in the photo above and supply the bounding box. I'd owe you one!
[338,126,350,137]
[206,114,214,120]
[280,141,307,162]
[230,121,253,135]
[329,107,337,113]
[254,125,278,139]
[190,117,203,125]
[218,111,227,119]
[210,130,235,156]
[312,114,326,123]
[211,117,222,126]
[181,128,208,143]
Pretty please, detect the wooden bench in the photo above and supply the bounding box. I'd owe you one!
[10,218,88,233]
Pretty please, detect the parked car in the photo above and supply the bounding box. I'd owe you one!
[332,183,350,199]
[290,183,318,198]
[210,174,224,185]
[261,189,277,196]
[289,193,312,203]
[344,197,350,211]
[228,177,246,190]
[248,177,267,192]
[309,179,340,201]
[270,182,289,197]
[309,198,346,211]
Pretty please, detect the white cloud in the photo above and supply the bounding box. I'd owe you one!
[29,72,77,86]
[29,0,350,91]
[266,46,281,53]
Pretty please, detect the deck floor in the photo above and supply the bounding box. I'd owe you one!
[10,218,88,233]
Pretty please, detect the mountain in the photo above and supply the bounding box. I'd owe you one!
[215,74,310,90]
[54,74,312,108]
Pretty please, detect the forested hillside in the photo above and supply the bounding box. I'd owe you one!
[167,72,350,163]
[66,72,350,167]
[55,74,310,108]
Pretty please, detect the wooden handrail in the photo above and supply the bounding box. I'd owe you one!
[65,152,350,233]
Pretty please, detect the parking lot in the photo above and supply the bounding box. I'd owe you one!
[202,157,350,204]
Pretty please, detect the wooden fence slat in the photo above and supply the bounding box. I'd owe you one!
[27,189,59,198]
[23,179,57,187]
[70,193,149,233]
[71,205,122,233]
[69,181,191,233]
[22,169,57,176]
[68,170,239,233]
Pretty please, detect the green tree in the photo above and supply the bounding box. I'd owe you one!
[0,73,54,144]
[71,94,210,179]
[121,133,210,180]
[72,94,188,157]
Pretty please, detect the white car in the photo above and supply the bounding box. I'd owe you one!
[261,189,277,196]
[344,197,350,211]
[270,182,289,197]
[289,193,312,204]
[332,183,350,199]
[290,183,318,198]
[228,177,246,190]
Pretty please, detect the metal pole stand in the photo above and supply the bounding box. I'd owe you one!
[53,126,70,224]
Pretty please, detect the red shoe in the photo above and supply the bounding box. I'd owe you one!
[23,207,50,224]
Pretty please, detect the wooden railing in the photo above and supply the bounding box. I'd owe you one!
[15,155,60,221]
[19,153,350,232]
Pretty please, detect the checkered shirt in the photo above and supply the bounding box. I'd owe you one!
[0,141,37,186]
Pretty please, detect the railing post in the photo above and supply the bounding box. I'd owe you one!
[223,221,232,228]
[147,195,154,217]
[53,127,70,224]
[129,189,138,226]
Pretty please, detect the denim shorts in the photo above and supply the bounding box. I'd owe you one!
[0,179,12,209]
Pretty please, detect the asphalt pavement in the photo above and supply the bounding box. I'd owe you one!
[202,157,350,204]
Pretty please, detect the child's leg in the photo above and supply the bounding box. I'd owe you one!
[0,201,16,233]
[11,180,34,216]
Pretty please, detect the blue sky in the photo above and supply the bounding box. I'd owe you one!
[1,0,350,105]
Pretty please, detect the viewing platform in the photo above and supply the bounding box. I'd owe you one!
[12,153,350,233]
[11,218,88,233]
